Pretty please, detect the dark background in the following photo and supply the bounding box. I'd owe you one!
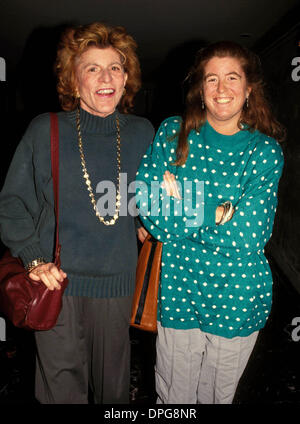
[0,0,300,406]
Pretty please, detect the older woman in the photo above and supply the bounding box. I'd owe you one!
[136,41,285,404]
[0,22,154,404]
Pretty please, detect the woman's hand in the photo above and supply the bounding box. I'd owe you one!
[215,205,225,224]
[163,171,181,199]
[137,227,148,243]
[29,262,67,290]
[215,204,235,224]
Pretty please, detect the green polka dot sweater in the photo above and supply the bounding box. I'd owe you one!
[136,117,284,338]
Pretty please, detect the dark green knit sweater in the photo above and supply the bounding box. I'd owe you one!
[0,108,154,298]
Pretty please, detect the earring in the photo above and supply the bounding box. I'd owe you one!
[246,96,249,108]
[201,98,205,110]
[74,89,80,99]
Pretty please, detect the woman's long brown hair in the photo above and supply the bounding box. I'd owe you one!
[175,41,286,166]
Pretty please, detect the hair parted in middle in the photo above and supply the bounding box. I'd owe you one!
[174,40,286,166]
[55,22,141,113]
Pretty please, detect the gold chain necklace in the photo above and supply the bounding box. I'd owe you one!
[76,107,121,226]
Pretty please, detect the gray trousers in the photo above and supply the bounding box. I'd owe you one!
[155,322,258,404]
[34,295,132,404]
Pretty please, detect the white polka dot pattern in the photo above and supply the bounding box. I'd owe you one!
[136,117,284,338]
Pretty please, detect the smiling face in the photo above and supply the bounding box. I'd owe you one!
[202,56,251,134]
[75,46,128,118]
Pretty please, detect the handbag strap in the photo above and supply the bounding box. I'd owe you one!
[49,113,61,266]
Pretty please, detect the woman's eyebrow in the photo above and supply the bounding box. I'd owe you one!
[204,72,217,80]
[204,71,242,80]
[226,71,242,78]
[80,61,123,69]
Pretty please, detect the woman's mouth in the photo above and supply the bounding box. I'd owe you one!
[96,88,115,96]
[215,97,232,104]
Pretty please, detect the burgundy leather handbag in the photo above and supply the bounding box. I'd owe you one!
[0,113,68,331]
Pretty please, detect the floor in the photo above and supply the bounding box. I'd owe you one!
[0,256,300,405]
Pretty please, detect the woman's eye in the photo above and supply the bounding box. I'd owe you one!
[111,65,122,72]
[207,78,217,83]
[88,67,98,72]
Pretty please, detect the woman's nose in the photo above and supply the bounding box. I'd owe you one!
[99,68,112,82]
[217,79,226,93]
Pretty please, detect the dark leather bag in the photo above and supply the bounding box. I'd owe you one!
[0,113,68,331]
[130,234,162,333]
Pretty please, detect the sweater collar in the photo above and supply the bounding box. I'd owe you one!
[201,119,253,150]
[67,107,129,136]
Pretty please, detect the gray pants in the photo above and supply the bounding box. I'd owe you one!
[155,322,258,404]
[34,295,132,404]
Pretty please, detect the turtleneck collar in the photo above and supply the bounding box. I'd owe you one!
[67,107,129,136]
[201,119,253,150]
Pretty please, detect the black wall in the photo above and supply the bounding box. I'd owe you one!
[255,23,300,294]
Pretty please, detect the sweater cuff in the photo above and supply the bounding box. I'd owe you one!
[18,243,46,268]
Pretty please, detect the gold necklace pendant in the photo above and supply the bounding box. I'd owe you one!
[76,107,121,226]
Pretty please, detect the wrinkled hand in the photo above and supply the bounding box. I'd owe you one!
[162,171,181,199]
[29,262,67,291]
[137,227,148,243]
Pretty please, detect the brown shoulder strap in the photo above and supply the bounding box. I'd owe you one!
[49,113,61,266]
